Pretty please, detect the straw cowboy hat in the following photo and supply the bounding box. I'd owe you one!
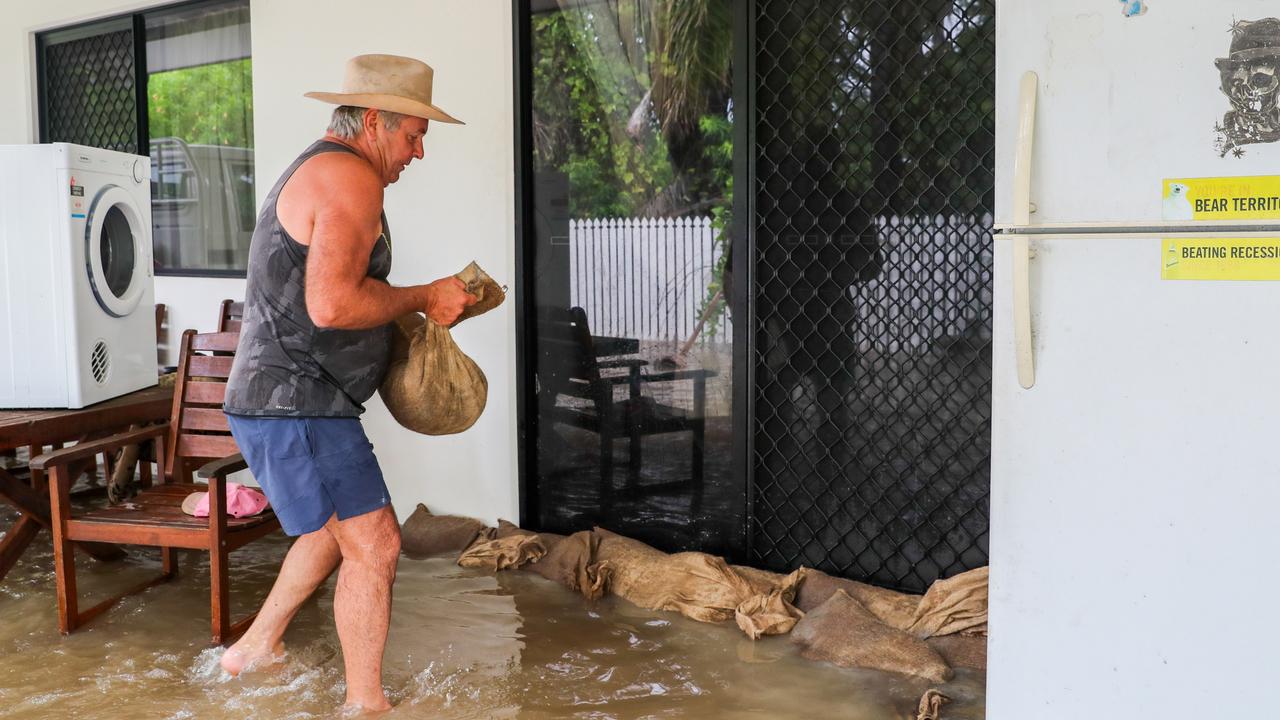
[305,53,464,125]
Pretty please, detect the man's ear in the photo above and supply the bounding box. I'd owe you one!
[362,107,381,137]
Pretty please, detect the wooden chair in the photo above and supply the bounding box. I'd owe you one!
[31,329,279,645]
[217,299,244,333]
[535,306,711,511]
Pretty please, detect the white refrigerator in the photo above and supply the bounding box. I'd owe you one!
[992,2,1280,718]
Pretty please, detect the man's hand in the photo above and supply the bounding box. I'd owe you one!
[425,276,478,326]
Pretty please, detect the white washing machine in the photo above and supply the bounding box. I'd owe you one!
[0,143,157,408]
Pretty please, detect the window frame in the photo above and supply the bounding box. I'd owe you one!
[510,0,755,560]
[35,0,254,279]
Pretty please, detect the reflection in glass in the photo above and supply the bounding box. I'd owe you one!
[528,1,739,556]
[146,0,254,273]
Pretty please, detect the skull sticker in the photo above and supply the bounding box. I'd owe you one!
[1214,18,1280,158]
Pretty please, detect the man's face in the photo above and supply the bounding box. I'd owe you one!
[375,115,429,185]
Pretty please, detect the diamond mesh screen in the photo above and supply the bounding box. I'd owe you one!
[751,0,994,592]
[42,26,139,153]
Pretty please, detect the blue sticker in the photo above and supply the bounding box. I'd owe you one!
[71,213,85,218]
[1119,0,1146,17]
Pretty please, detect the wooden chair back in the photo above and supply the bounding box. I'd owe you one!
[165,330,239,483]
[217,300,244,333]
[535,306,604,402]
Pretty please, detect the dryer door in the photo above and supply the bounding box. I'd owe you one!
[85,184,149,317]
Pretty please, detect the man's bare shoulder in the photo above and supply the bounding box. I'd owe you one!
[294,150,383,204]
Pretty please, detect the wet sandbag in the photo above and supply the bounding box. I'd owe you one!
[379,262,505,436]
[594,528,801,633]
[733,569,805,640]
[450,261,506,326]
[494,519,539,539]
[594,528,753,623]
[794,567,920,632]
[458,533,547,571]
[916,689,951,720]
[926,634,987,671]
[526,530,610,600]
[790,589,953,683]
[908,566,988,639]
[401,504,492,556]
[731,563,786,591]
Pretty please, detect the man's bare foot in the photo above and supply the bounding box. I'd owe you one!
[220,637,286,677]
[341,696,393,715]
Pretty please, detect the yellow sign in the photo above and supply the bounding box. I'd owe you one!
[1161,239,1280,281]
[1162,176,1280,221]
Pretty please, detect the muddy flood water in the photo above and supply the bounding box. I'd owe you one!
[0,502,985,719]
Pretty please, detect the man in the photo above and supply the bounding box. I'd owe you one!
[219,54,475,712]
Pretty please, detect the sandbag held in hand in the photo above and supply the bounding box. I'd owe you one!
[379,262,505,435]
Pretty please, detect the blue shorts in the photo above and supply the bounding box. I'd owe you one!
[225,415,391,537]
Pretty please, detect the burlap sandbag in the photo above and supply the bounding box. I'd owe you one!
[926,633,987,671]
[458,533,547,571]
[794,567,920,632]
[916,689,951,720]
[908,566,989,639]
[595,528,751,623]
[733,569,805,640]
[790,589,953,683]
[524,530,611,600]
[379,262,504,436]
[401,503,492,556]
[594,528,803,634]
[450,261,506,327]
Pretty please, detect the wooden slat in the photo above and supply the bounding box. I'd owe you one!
[177,433,238,460]
[222,319,242,333]
[67,520,211,549]
[190,332,239,353]
[180,408,231,432]
[187,355,235,379]
[184,381,227,405]
[73,507,273,531]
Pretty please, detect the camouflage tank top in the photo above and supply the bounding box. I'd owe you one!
[223,140,393,417]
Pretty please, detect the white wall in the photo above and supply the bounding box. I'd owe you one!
[2,0,520,525]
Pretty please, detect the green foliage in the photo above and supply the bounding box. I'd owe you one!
[696,112,733,340]
[531,3,736,344]
[532,11,678,217]
[148,58,254,148]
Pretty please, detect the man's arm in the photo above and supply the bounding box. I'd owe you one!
[302,156,469,329]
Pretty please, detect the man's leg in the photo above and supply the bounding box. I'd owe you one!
[327,505,401,711]
[220,522,342,676]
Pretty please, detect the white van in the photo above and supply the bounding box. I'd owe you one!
[150,136,254,272]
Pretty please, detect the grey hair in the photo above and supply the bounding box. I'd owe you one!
[327,105,407,139]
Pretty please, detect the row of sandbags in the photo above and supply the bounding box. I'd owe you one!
[401,504,987,690]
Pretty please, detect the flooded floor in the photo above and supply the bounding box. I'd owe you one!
[0,501,985,719]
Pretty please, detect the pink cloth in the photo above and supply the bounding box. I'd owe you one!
[193,482,270,518]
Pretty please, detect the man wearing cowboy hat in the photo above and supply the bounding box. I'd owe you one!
[220,53,475,712]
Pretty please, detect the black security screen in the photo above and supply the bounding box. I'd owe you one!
[750,0,994,592]
[39,19,140,154]
[516,0,994,592]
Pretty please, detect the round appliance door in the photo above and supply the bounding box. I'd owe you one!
[85,184,149,318]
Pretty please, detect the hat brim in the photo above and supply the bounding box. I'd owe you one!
[181,491,204,516]
[304,91,464,125]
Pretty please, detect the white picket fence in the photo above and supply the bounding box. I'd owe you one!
[569,217,730,344]
[567,214,992,353]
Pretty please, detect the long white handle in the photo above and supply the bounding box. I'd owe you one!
[1012,72,1038,389]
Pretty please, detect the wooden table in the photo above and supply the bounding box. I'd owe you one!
[0,385,173,582]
